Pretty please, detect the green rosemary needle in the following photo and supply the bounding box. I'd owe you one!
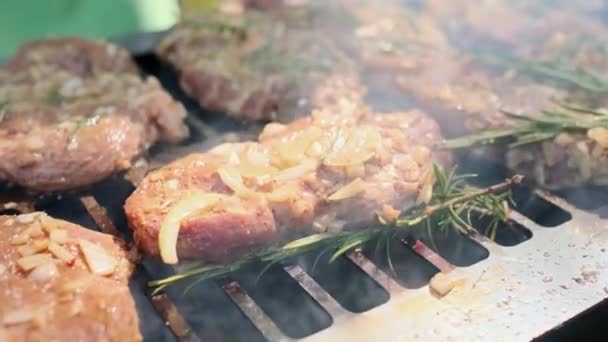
[474,52,608,93]
[440,105,608,150]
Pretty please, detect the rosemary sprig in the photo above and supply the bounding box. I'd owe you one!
[474,52,608,93]
[149,165,521,294]
[440,104,608,149]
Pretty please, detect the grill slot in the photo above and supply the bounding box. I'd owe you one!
[511,187,572,227]
[362,238,439,289]
[232,264,333,339]
[295,248,390,313]
[411,227,489,267]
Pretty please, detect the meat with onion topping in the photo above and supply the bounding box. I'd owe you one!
[0,37,189,191]
[125,98,451,263]
[0,212,140,342]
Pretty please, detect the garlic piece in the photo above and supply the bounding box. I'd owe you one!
[16,213,40,224]
[49,229,69,244]
[78,239,117,276]
[16,253,52,272]
[429,272,455,298]
[27,261,59,283]
[48,242,75,263]
[17,245,38,257]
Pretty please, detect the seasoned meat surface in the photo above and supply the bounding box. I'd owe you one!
[352,1,608,189]
[0,37,189,191]
[0,212,140,342]
[158,3,396,121]
[125,99,450,262]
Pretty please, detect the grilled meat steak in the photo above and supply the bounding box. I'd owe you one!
[345,1,608,190]
[125,98,450,263]
[0,37,189,191]
[0,212,140,342]
[157,3,379,122]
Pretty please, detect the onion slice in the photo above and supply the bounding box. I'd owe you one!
[327,178,367,201]
[218,167,247,194]
[324,126,381,166]
[159,192,228,264]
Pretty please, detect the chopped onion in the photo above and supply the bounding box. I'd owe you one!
[48,242,75,263]
[429,272,455,297]
[324,125,381,166]
[588,127,608,148]
[273,159,318,183]
[32,239,50,252]
[16,212,40,224]
[3,308,37,325]
[159,193,228,264]
[10,231,30,245]
[27,261,59,283]
[16,253,52,271]
[416,170,434,205]
[17,245,37,257]
[49,229,68,244]
[217,167,247,194]
[265,184,300,202]
[78,239,117,276]
[273,127,324,167]
[327,178,367,201]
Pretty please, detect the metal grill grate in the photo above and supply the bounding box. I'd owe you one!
[1,35,607,342]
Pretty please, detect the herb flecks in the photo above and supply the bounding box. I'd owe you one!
[67,109,112,145]
[149,164,520,294]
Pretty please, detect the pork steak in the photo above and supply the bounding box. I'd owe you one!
[0,212,141,341]
[0,37,189,191]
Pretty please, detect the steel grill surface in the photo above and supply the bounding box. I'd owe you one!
[1,29,608,341]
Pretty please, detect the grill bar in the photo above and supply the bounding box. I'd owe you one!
[283,264,351,320]
[222,279,292,342]
[402,238,455,273]
[346,251,404,296]
[151,293,201,342]
[80,195,122,237]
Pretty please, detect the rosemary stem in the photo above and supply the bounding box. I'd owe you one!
[419,175,522,220]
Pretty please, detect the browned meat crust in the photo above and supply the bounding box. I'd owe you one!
[125,99,450,262]
[0,37,189,191]
[0,213,141,342]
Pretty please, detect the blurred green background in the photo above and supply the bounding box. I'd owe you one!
[0,0,180,59]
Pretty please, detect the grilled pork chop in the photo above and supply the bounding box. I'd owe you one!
[0,212,140,341]
[125,98,450,263]
[0,37,189,191]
